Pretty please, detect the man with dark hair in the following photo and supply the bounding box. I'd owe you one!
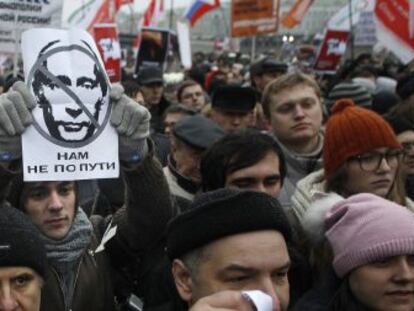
[0,81,174,311]
[201,129,286,198]
[31,40,109,144]
[167,188,292,311]
[176,80,206,112]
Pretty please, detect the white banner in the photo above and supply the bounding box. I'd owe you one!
[21,28,119,181]
[0,0,63,53]
[176,21,192,69]
[61,0,116,32]
[327,0,371,31]
[354,0,377,47]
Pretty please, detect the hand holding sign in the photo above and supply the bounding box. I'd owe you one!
[0,81,36,161]
[21,28,119,181]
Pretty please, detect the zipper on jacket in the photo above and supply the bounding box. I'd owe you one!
[51,267,67,311]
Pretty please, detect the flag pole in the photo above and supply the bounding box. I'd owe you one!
[220,6,230,37]
[348,0,354,60]
[169,0,174,29]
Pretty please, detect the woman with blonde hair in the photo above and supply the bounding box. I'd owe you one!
[292,99,409,225]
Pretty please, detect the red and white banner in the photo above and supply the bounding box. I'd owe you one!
[115,0,134,10]
[62,0,119,33]
[314,29,349,73]
[94,23,122,82]
[281,0,314,29]
[143,0,164,27]
[375,0,414,63]
[231,0,279,37]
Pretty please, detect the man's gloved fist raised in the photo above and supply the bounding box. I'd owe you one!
[110,84,151,162]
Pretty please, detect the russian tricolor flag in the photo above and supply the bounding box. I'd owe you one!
[184,0,220,27]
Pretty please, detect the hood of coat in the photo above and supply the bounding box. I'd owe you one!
[290,169,326,222]
[301,192,345,247]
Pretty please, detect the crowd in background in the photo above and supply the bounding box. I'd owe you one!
[1,41,414,311]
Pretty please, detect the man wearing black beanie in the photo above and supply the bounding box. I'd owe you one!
[0,205,47,311]
[167,189,292,311]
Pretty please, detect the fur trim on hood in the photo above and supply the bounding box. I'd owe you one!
[301,192,344,246]
[291,169,326,223]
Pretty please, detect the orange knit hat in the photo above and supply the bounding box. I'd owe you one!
[323,99,401,179]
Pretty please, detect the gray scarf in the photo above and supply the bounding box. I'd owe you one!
[40,207,93,309]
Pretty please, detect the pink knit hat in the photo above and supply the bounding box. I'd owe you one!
[325,193,414,278]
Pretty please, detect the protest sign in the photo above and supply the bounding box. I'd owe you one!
[94,23,121,83]
[327,0,369,31]
[177,21,192,69]
[0,0,63,53]
[231,0,279,37]
[135,27,170,73]
[21,28,119,181]
[314,29,349,73]
[375,0,414,63]
[281,0,314,29]
[61,0,117,33]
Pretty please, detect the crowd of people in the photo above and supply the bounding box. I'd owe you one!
[1,42,414,311]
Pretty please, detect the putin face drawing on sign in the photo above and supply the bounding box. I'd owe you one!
[31,40,109,146]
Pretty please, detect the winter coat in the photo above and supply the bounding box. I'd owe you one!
[290,269,341,311]
[163,166,197,202]
[275,133,324,221]
[291,169,414,227]
[292,171,414,285]
[1,142,174,311]
[149,97,171,134]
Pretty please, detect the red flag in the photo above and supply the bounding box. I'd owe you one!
[86,0,117,33]
[115,0,134,11]
[281,0,314,29]
[143,0,164,26]
[375,0,414,63]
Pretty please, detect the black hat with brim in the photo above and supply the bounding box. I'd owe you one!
[173,115,225,150]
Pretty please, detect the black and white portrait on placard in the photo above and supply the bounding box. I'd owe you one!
[21,28,119,182]
[29,39,111,147]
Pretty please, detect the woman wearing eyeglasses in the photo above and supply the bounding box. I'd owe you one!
[289,99,411,286]
[292,99,410,224]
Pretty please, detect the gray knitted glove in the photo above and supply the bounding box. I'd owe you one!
[0,81,36,161]
[110,84,151,162]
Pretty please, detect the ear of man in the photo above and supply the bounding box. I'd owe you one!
[172,259,195,303]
